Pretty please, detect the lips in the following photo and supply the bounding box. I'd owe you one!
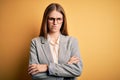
[51,26,57,29]
[53,26,57,27]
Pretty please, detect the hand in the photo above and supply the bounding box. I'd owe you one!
[67,56,80,64]
[28,64,48,75]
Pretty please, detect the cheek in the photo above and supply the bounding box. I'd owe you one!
[47,22,51,28]
[59,24,62,29]
[59,23,63,29]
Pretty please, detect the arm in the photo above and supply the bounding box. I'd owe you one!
[48,38,83,77]
[28,56,80,75]
[29,38,83,78]
[29,39,39,64]
[28,39,48,79]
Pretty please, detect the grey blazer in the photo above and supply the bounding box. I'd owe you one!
[29,34,83,80]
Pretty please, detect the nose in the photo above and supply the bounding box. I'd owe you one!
[53,19,57,25]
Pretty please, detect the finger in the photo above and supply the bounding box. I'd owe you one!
[70,57,79,61]
[31,70,40,75]
[71,56,78,59]
[69,57,76,61]
[67,62,72,64]
[28,65,37,72]
[72,59,80,64]
[72,57,80,61]
[71,56,76,59]
[68,58,80,64]
[71,56,79,60]
[72,56,80,58]
[28,67,34,72]
[73,56,79,58]
[31,71,39,75]
[74,57,80,61]
[28,68,38,74]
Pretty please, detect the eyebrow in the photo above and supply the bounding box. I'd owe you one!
[48,17,63,18]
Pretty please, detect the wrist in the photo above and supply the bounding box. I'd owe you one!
[44,64,48,72]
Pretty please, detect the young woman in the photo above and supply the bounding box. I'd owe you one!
[28,3,83,80]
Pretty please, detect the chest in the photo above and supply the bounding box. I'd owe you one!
[36,42,72,64]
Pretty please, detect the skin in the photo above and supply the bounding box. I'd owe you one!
[28,10,80,75]
[47,10,63,42]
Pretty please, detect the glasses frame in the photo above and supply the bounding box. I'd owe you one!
[48,17,63,24]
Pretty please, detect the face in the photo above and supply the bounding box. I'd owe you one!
[47,10,63,33]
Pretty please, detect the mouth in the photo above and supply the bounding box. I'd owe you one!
[52,26,58,28]
[53,25,57,27]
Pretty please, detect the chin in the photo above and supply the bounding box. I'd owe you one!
[51,30,59,33]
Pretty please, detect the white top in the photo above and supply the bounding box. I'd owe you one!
[47,35,60,64]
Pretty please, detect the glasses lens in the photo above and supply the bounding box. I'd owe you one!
[48,17,63,23]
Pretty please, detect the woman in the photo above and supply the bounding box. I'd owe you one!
[28,3,83,80]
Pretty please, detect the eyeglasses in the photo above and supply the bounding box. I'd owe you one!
[48,17,63,24]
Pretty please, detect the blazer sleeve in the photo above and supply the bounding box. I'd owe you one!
[29,39,39,64]
[48,38,83,77]
[29,38,48,79]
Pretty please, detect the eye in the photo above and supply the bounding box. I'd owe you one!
[48,18,54,21]
[57,18,62,21]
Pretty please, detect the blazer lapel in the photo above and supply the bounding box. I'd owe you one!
[40,35,69,64]
[58,35,68,64]
[41,37,54,64]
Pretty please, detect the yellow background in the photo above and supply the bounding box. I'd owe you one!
[0,0,120,80]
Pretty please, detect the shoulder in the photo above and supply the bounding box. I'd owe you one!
[66,36,80,49]
[64,35,78,42]
[61,35,78,45]
[61,35,77,40]
[30,36,45,44]
[69,36,78,41]
[31,37,40,42]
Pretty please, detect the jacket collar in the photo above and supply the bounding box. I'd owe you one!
[40,34,67,64]
[41,34,66,44]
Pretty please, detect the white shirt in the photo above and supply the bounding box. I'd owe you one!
[47,35,60,64]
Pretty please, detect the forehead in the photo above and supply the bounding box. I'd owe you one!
[48,10,63,18]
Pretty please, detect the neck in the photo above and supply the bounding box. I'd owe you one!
[48,32,60,40]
